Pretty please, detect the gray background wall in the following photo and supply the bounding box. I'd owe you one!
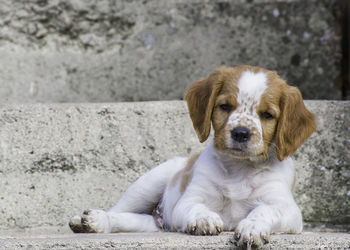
[0,0,344,103]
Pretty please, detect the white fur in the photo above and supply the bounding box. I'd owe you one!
[69,70,302,248]
[237,70,268,103]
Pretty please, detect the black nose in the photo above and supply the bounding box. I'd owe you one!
[231,128,251,143]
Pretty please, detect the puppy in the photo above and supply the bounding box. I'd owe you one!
[69,65,316,248]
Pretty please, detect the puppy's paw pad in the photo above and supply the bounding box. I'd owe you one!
[234,219,270,249]
[186,212,223,236]
[69,215,88,233]
[69,209,110,233]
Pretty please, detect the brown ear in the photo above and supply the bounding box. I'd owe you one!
[184,69,225,142]
[276,86,317,161]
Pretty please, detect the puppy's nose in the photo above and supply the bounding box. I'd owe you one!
[231,127,250,143]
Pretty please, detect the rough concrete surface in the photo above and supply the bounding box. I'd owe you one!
[0,100,349,233]
[0,232,350,250]
[293,101,350,228]
[0,0,342,103]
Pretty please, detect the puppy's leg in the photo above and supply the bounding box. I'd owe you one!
[169,193,224,235]
[109,157,187,214]
[69,157,187,233]
[69,210,159,233]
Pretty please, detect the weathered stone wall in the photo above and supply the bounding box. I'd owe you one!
[0,101,349,232]
[0,0,342,103]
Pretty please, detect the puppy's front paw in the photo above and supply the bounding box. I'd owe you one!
[69,209,111,233]
[234,219,270,249]
[186,211,223,236]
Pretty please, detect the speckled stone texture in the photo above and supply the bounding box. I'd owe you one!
[0,232,350,250]
[294,101,350,229]
[0,0,342,103]
[0,101,349,233]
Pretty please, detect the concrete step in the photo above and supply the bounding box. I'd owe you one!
[1,232,350,250]
[0,100,349,234]
[0,0,342,103]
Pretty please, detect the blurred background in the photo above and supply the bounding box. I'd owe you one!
[0,0,348,103]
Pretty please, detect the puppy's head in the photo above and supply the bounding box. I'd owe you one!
[184,66,316,161]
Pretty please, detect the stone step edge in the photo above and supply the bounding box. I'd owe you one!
[1,232,350,250]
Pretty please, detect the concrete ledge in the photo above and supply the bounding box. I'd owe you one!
[0,232,350,250]
[0,101,349,232]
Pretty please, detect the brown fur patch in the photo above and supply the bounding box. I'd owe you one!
[169,169,181,188]
[291,174,296,191]
[180,154,200,193]
[257,72,285,157]
[170,154,200,194]
[184,67,228,142]
[275,86,317,161]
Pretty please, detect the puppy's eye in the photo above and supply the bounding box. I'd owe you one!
[261,112,274,120]
[219,104,232,112]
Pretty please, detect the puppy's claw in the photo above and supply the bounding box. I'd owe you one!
[190,226,197,235]
[263,236,270,244]
[234,232,241,241]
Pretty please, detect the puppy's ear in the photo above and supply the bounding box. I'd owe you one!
[276,86,317,161]
[184,68,225,142]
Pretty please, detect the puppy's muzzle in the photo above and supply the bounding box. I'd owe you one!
[231,127,251,143]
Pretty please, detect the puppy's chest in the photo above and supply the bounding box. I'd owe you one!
[221,178,253,200]
[216,178,258,228]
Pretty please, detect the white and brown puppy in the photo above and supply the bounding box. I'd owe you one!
[69,65,316,248]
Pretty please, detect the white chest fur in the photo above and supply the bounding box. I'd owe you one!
[190,142,295,230]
